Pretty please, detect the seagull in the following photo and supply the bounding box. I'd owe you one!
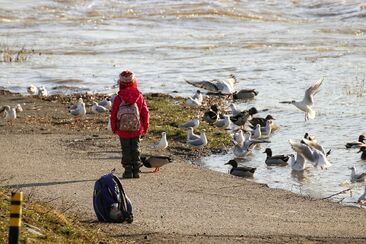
[229,104,242,117]
[263,148,289,166]
[187,129,207,148]
[301,134,331,157]
[233,89,258,100]
[140,155,172,173]
[154,132,168,150]
[233,129,245,146]
[179,117,200,129]
[185,74,237,95]
[27,84,38,95]
[98,98,112,110]
[203,104,220,124]
[69,98,84,110]
[38,86,48,97]
[68,101,86,120]
[225,159,256,178]
[2,105,16,125]
[349,166,366,183]
[345,135,366,149]
[252,124,262,139]
[260,120,272,137]
[288,153,307,171]
[186,127,200,141]
[232,139,253,158]
[213,115,231,129]
[186,96,202,107]
[15,104,23,113]
[243,132,270,150]
[289,139,331,170]
[191,90,203,104]
[357,146,366,160]
[92,101,109,114]
[280,78,324,121]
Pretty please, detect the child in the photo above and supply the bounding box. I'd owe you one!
[110,70,150,178]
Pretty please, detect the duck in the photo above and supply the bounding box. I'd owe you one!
[233,89,258,100]
[358,146,366,160]
[349,166,366,183]
[140,155,172,173]
[224,159,256,178]
[230,107,258,127]
[249,115,275,128]
[345,135,366,149]
[263,148,289,166]
[203,104,220,124]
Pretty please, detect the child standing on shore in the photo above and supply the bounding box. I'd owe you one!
[110,70,150,179]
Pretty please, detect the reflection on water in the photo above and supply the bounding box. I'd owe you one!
[1,0,366,204]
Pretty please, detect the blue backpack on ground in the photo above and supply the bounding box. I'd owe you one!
[93,173,133,223]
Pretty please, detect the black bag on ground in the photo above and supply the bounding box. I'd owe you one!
[93,173,133,223]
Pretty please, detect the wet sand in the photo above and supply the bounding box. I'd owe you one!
[0,91,365,243]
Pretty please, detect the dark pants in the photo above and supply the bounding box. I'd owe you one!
[119,136,140,172]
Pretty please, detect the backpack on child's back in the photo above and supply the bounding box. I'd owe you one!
[116,95,140,132]
[93,173,133,223]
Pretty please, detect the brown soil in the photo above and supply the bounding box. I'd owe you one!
[1,90,365,243]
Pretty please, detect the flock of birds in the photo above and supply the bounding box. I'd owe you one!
[151,75,366,204]
[2,77,366,203]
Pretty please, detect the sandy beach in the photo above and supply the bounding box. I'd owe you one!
[1,90,366,243]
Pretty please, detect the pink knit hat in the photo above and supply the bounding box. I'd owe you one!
[119,70,135,83]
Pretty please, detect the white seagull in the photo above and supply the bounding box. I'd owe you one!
[92,101,109,114]
[357,185,366,203]
[15,104,23,113]
[187,129,207,148]
[233,129,245,147]
[289,139,331,170]
[68,100,86,119]
[98,98,112,110]
[349,166,366,183]
[154,132,168,150]
[288,153,307,171]
[2,105,17,125]
[185,75,236,95]
[27,84,38,95]
[185,96,202,107]
[213,115,231,129]
[38,86,48,97]
[191,90,203,104]
[179,117,200,129]
[186,127,200,141]
[281,78,324,121]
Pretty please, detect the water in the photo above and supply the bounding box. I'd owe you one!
[1,0,366,204]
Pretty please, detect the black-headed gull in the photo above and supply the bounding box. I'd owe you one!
[179,117,200,129]
[154,132,168,150]
[349,166,366,183]
[281,78,323,121]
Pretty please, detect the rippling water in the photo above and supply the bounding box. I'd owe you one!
[1,0,366,204]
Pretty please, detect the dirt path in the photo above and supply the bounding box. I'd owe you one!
[1,91,366,243]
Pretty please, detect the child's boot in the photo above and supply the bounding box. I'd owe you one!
[122,165,133,179]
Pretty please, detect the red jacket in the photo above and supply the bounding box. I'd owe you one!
[110,81,149,139]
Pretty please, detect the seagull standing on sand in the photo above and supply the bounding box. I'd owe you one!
[281,78,324,121]
[68,100,86,120]
[38,86,48,97]
[358,185,366,203]
[15,104,23,113]
[154,132,168,150]
[98,98,112,110]
[187,129,207,149]
[27,84,38,95]
[2,105,16,125]
[92,101,109,114]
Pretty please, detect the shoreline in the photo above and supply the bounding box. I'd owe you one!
[1,90,366,243]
